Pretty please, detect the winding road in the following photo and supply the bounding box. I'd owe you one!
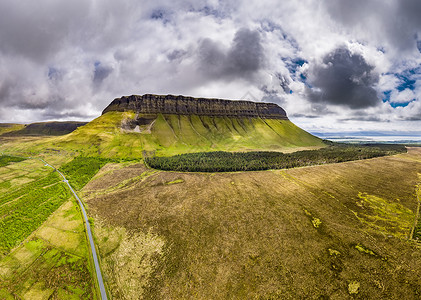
[41,159,108,300]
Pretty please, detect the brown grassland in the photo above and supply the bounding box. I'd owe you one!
[82,147,421,299]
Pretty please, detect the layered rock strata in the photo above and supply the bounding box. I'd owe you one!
[102,94,288,119]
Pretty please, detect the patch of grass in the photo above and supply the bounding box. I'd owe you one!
[166,179,184,185]
[348,281,360,294]
[328,248,341,256]
[93,221,165,300]
[354,192,414,238]
[304,209,323,229]
[355,244,376,256]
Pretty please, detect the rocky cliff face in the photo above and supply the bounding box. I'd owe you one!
[102,94,288,119]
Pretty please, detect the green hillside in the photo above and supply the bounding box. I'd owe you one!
[1,121,87,137]
[53,111,324,158]
[0,124,25,136]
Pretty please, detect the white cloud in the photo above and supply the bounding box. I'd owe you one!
[0,0,419,134]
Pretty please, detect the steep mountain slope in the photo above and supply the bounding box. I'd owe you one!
[54,95,324,158]
[55,111,323,158]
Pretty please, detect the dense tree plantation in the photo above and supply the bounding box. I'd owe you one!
[145,144,407,172]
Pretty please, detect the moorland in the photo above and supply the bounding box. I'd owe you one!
[0,95,420,299]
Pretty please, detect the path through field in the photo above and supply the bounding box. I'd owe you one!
[41,159,108,300]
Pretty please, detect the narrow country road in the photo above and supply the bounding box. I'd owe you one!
[40,159,108,300]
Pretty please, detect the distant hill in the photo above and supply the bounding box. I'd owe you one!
[0,123,25,135]
[55,94,325,158]
[2,121,87,136]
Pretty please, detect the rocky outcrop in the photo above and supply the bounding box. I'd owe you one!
[102,94,288,119]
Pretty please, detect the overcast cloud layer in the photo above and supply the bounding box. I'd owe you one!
[0,0,420,133]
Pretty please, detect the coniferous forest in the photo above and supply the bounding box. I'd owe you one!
[145,144,407,172]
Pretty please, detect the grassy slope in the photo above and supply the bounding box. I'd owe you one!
[2,121,87,136]
[82,148,421,299]
[51,111,324,158]
[0,124,25,136]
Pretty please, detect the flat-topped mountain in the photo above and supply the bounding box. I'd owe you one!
[51,94,325,158]
[102,94,288,119]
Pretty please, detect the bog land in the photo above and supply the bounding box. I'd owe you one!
[0,135,421,299]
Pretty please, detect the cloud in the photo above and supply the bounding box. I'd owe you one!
[0,0,90,63]
[323,0,421,54]
[307,47,380,109]
[197,28,264,80]
[93,62,113,87]
[0,0,419,134]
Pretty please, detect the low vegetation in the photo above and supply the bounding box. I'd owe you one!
[0,156,96,298]
[145,144,407,172]
[0,171,71,255]
[0,155,26,167]
[59,157,113,190]
[84,147,421,299]
[0,124,25,136]
[0,200,96,299]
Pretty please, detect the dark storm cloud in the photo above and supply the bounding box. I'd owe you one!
[0,80,14,100]
[340,115,385,122]
[198,28,264,79]
[93,62,113,87]
[0,1,89,63]
[48,67,64,82]
[290,113,320,119]
[260,85,285,104]
[43,109,96,120]
[167,49,188,62]
[307,47,380,109]
[324,0,421,52]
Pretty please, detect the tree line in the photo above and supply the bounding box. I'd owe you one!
[145,144,407,172]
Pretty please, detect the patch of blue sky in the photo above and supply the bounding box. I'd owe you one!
[150,9,172,24]
[389,101,413,108]
[195,6,226,18]
[47,67,60,80]
[382,90,414,108]
[382,90,391,102]
[283,57,307,79]
[394,65,420,91]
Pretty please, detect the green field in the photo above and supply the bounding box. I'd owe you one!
[0,158,97,299]
[59,157,114,190]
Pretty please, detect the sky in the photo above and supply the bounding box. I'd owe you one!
[0,0,420,134]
